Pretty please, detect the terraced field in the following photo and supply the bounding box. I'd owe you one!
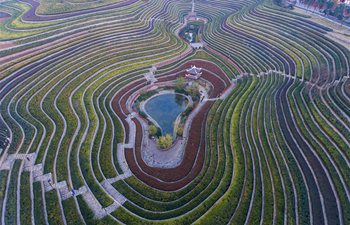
[0,0,349,224]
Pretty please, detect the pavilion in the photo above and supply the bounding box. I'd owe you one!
[185,65,202,80]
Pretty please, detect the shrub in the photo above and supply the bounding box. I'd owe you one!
[175,77,186,91]
[187,82,200,98]
[138,90,158,102]
[157,134,173,149]
[148,125,158,136]
[176,123,184,136]
[182,105,194,117]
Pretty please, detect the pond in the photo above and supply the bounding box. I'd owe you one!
[144,93,188,135]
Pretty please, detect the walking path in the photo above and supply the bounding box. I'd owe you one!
[0,153,36,170]
[81,190,106,219]
[101,180,127,205]
[117,143,130,173]
[125,113,136,148]
[106,169,132,184]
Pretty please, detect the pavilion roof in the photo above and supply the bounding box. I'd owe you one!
[186,65,202,75]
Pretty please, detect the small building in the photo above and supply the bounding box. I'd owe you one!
[144,72,157,84]
[188,11,197,19]
[190,42,203,49]
[185,65,202,80]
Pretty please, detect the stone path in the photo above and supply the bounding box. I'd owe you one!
[61,185,87,201]
[125,114,136,148]
[105,202,121,214]
[101,180,127,205]
[75,110,137,219]
[32,163,43,177]
[81,190,106,219]
[30,164,55,192]
[34,172,54,192]
[23,153,36,171]
[204,98,219,102]
[117,143,130,173]
[56,181,75,201]
[106,169,132,184]
[0,153,36,170]
[0,153,88,201]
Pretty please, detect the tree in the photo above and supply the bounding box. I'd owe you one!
[317,0,326,8]
[148,125,157,136]
[157,135,173,149]
[334,3,345,20]
[327,1,334,10]
[187,82,200,98]
[175,77,186,91]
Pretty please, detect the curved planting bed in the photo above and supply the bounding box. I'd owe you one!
[111,59,231,190]
[0,0,349,224]
[19,0,139,21]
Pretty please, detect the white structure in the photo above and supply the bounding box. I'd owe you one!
[185,65,202,80]
[190,42,203,49]
[144,67,158,83]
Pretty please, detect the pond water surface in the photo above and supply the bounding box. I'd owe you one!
[145,93,187,135]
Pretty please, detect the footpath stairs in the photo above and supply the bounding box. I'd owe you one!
[106,169,132,184]
[57,181,87,200]
[0,153,36,170]
[105,202,121,214]
[81,189,107,219]
[101,179,127,205]
[0,119,135,219]
[34,170,54,192]
[0,153,87,199]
